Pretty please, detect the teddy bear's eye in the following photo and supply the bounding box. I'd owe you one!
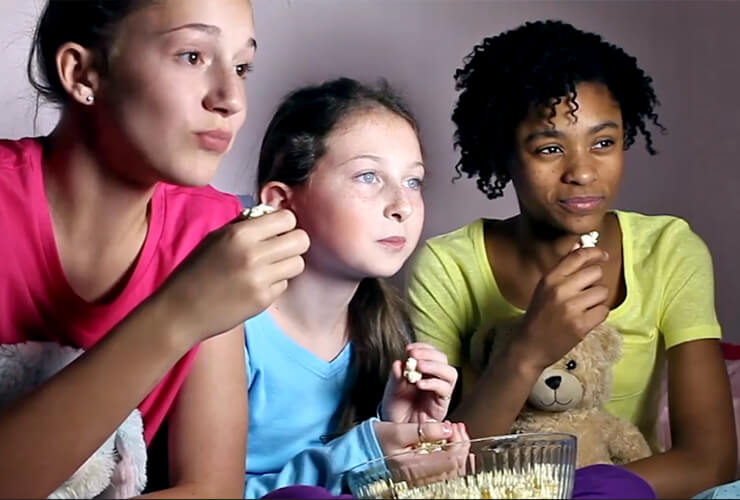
[566,360,577,370]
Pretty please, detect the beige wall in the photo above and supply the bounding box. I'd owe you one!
[2,0,739,340]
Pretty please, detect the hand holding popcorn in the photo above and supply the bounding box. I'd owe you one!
[380,343,458,424]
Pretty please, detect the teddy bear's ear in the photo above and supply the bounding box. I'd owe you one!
[593,324,623,363]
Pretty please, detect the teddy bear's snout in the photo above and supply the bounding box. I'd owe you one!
[529,368,584,412]
[545,375,562,390]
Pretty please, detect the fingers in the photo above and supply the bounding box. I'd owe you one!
[557,263,604,296]
[444,421,467,443]
[414,365,456,394]
[580,304,610,332]
[390,359,404,380]
[448,422,471,476]
[553,247,608,279]
[231,209,301,242]
[406,343,449,365]
[265,254,306,283]
[415,376,455,403]
[374,421,454,453]
[242,229,309,266]
[455,422,470,442]
[414,421,454,445]
[565,285,609,313]
[405,344,453,383]
[409,357,456,382]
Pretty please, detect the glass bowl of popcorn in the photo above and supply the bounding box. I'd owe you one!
[344,432,576,499]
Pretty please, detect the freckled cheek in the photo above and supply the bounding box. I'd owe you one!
[299,195,366,238]
[407,197,425,239]
[332,203,373,236]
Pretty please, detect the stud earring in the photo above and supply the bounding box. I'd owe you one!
[85,95,95,104]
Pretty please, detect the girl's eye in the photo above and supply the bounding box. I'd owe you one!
[537,145,562,155]
[405,177,424,190]
[593,139,615,150]
[357,172,378,184]
[235,63,254,79]
[178,51,202,65]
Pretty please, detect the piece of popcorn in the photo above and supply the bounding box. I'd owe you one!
[413,439,448,454]
[578,230,599,248]
[405,370,422,384]
[241,203,276,219]
[405,357,417,371]
[403,357,422,384]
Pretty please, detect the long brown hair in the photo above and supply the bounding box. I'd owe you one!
[257,77,420,432]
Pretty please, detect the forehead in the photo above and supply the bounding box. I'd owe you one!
[327,108,416,148]
[523,82,622,129]
[120,0,255,48]
[307,109,422,177]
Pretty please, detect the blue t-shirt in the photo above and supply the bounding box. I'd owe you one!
[244,310,383,498]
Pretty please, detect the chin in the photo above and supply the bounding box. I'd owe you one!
[552,212,605,234]
[363,263,405,280]
[167,161,220,187]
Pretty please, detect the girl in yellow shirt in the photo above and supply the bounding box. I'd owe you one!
[408,20,736,498]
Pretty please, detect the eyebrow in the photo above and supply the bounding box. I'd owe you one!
[524,121,620,143]
[338,154,425,169]
[161,23,258,50]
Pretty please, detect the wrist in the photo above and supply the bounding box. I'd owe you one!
[492,335,544,381]
[138,290,198,355]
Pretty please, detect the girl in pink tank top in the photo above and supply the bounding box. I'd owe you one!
[0,1,309,497]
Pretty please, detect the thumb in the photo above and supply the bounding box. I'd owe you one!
[390,359,404,381]
[407,421,453,447]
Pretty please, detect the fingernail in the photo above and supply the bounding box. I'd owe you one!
[442,423,452,434]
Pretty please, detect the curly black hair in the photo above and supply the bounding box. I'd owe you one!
[452,20,665,199]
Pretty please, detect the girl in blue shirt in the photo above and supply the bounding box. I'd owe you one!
[243,77,467,498]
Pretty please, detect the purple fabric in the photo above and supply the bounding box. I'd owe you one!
[260,464,655,499]
[573,464,656,499]
[260,485,352,499]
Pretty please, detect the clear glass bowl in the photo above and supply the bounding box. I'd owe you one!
[344,432,576,499]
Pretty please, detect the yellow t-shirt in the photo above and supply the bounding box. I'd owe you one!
[407,210,721,446]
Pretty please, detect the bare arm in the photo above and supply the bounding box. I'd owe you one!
[0,295,192,498]
[453,248,610,438]
[138,326,247,499]
[450,340,541,437]
[625,339,736,497]
[0,210,308,498]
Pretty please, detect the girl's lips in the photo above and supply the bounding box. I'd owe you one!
[559,196,604,213]
[378,237,407,250]
[195,130,232,153]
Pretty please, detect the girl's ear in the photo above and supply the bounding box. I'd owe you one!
[259,182,293,210]
[56,42,101,106]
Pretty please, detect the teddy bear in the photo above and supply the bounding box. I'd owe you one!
[0,341,147,498]
[487,322,652,468]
